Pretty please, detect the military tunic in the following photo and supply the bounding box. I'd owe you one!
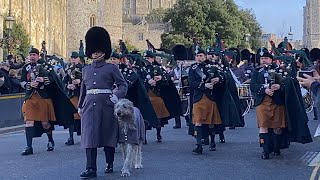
[188,62,223,125]
[63,63,83,120]
[250,66,286,128]
[21,62,56,122]
[78,60,128,148]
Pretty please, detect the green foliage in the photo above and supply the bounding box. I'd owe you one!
[162,0,262,50]
[161,33,192,49]
[145,8,168,23]
[1,21,30,57]
[124,39,140,52]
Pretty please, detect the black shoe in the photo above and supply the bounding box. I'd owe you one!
[274,150,281,156]
[314,117,318,120]
[229,127,235,129]
[105,164,113,173]
[21,147,33,155]
[202,138,209,145]
[80,168,97,179]
[173,126,181,129]
[47,142,55,151]
[156,136,162,143]
[65,138,74,146]
[261,152,270,160]
[192,145,203,154]
[209,143,216,151]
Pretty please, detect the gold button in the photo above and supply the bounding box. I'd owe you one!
[93,82,96,85]
[93,103,96,106]
[94,73,97,76]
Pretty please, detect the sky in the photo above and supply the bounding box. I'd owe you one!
[234,0,306,40]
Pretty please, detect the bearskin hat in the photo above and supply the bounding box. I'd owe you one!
[310,48,320,62]
[172,44,188,61]
[241,49,251,61]
[85,26,112,59]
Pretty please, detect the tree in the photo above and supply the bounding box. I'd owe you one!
[161,33,192,49]
[145,8,168,23]
[162,0,262,50]
[238,8,263,50]
[1,20,30,57]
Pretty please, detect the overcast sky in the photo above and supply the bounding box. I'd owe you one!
[234,0,305,40]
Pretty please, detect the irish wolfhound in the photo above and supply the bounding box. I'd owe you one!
[114,99,145,177]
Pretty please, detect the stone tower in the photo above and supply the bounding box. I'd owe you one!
[303,0,320,48]
[67,0,123,56]
[123,0,176,19]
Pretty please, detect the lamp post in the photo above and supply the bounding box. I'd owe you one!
[0,0,15,56]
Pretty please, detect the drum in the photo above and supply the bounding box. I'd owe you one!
[237,84,252,99]
[301,87,313,113]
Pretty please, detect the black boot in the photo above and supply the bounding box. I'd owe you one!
[193,126,203,154]
[156,127,162,142]
[209,128,216,151]
[104,147,115,173]
[273,133,281,156]
[219,132,225,143]
[21,127,34,156]
[173,116,181,129]
[81,148,97,178]
[143,128,147,145]
[65,125,75,145]
[259,133,271,160]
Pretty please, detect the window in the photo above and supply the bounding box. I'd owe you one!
[138,33,144,41]
[125,0,130,9]
[124,10,130,14]
[90,14,96,27]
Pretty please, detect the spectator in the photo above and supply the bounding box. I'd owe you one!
[9,69,22,93]
[9,54,25,70]
[0,62,12,94]
[298,72,320,121]
[0,73,5,95]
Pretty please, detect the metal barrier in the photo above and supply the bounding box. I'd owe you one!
[0,93,25,128]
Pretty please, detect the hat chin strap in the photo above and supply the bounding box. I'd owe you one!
[92,53,105,61]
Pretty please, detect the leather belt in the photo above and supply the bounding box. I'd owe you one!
[86,89,112,95]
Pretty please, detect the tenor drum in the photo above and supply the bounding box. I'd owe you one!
[237,84,252,99]
[301,87,313,113]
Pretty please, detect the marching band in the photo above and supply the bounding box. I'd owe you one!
[18,27,315,178]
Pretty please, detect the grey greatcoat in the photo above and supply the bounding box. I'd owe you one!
[78,60,128,148]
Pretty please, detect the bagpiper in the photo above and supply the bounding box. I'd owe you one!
[63,51,83,145]
[20,48,76,155]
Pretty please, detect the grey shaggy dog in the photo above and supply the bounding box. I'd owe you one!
[114,99,145,177]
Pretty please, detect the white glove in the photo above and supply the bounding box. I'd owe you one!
[78,108,82,114]
[109,94,118,104]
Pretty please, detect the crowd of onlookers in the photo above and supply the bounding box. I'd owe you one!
[0,54,26,95]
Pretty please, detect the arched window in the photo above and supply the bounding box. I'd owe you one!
[90,14,96,27]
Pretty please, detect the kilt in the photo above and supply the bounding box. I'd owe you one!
[70,96,81,120]
[22,92,56,122]
[256,96,286,128]
[192,95,222,125]
[147,90,170,119]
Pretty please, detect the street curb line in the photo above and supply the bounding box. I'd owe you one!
[0,125,25,134]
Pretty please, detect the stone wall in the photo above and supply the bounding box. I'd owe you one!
[122,22,163,50]
[67,0,123,58]
[0,0,67,60]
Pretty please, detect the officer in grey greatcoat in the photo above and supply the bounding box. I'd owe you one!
[78,27,128,179]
